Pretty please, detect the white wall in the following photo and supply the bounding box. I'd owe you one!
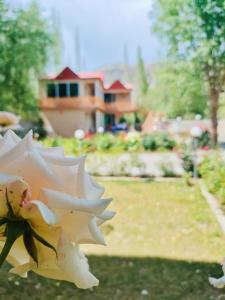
[95,111,104,129]
[95,81,104,98]
[43,110,92,137]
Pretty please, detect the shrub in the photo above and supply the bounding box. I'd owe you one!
[199,154,225,204]
[142,133,176,151]
[181,151,194,173]
[159,134,176,150]
[32,118,47,139]
[198,130,212,148]
[94,133,115,151]
[124,132,142,151]
[142,135,158,151]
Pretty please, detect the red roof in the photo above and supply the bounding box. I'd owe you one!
[106,80,132,91]
[41,68,131,91]
[78,71,104,81]
[55,67,80,80]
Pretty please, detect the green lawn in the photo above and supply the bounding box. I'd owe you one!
[1,180,225,300]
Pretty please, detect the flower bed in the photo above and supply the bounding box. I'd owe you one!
[42,132,177,156]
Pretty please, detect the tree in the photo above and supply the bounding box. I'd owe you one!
[0,1,53,118]
[123,43,130,82]
[74,27,81,71]
[152,0,225,144]
[51,8,62,72]
[137,47,149,102]
[148,61,208,118]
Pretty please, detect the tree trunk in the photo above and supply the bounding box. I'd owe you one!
[209,87,219,146]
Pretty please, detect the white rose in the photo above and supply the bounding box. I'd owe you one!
[0,130,115,289]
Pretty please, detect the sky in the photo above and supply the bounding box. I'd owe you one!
[10,0,165,71]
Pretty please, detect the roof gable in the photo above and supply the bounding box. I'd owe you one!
[107,80,132,91]
[55,67,80,80]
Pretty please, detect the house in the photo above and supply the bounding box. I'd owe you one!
[39,67,137,137]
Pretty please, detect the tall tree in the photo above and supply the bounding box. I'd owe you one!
[0,0,52,118]
[123,43,130,81]
[153,0,225,144]
[74,27,81,71]
[149,61,208,117]
[137,47,149,100]
[51,8,62,72]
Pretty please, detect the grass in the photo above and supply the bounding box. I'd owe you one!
[1,179,225,299]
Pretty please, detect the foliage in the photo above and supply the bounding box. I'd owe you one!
[142,134,158,151]
[142,133,176,151]
[148,61,208,118]
[42,132,177,155]
[0,1,53,118]
[198,130,212,148]
[152,0,225,143]
[32,118,48,140]
[119,112,144,130]
[181,151,194,173]
[199,154,225,203]
[50,9,62,71]
[136,47,149,107]
[94,133,116,151]
[123,132,142,152]
[43,137,93,156]
[159,162,177,177]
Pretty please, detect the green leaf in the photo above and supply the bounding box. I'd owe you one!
[0,218,7,227]
[0,220,28,267]
[23,230,38,265]
[5,188,15,219]
[31,229,57,258]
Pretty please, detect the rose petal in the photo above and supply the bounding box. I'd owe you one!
[42,188,112,215]
[0,130,19,156]
[31,200,58,225]
[57,232,99,289]
[209,276,225,288]
[0,173,21,185]
[88,216,106,245]
[0,130,33,164]
[28,150,62,186]
[41,154,84,166]
[75,157,104,200]
[6,129,21,144]
[97,211,116,225]
[10,262,31,278]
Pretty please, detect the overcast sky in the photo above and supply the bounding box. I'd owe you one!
[10,0,165,71]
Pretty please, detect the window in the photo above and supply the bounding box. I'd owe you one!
[70,83,79,97]
[58,83,67,97]
[47,84,56,97]
[104,93,116,103]
[46,82,79,97]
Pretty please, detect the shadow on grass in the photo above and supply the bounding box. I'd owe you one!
[0,256,224,300]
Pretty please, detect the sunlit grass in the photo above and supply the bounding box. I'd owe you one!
[0,179,225,300]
